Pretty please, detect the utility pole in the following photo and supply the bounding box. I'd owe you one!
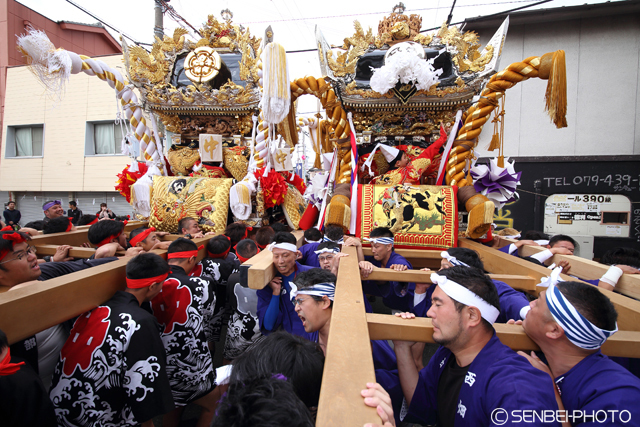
[154,0,166,40]
[153,0,168,149]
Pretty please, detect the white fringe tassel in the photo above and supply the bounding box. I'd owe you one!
[260,43,291,124]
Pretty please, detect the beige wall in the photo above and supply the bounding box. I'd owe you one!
[1,54,134,191]
[471,13,640,158]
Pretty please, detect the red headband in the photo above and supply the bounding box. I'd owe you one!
[237,247,259,263]
[95,221,128,247]
[0,349,24,376]
[242,226,253,240]
[129,227,156,247]
[168,245,204,259]
[126,272,168,289]
[207,247,230,259]
[0,232,28,262]
[65,217,74,232]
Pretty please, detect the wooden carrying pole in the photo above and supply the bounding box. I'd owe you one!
[316,246,379,426]
[2,236,640,425]
[29,221,146,246]
[460,239,640,332]
[0,235,212,345]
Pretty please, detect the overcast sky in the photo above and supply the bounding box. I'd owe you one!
[15,0,617,117]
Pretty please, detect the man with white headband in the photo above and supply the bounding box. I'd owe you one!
[521,275,640,424]
[498,229,549,255]
[499,233,574,275]
[291,268,404,425]
[313,242,340,271]
[358,227,414,312]
[393,267,558,426]
[412,248,530,323]
[257,232,313,338]
[298,224,345,268]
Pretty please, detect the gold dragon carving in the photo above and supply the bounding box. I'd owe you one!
[437,23,494,73]
[326,16,494,78]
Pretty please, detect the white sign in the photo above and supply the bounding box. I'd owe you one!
[199,134,223,162]
[606,225,622,236]
[272,147,293,172]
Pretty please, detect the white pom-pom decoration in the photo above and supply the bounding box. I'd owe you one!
[370,50,442,94]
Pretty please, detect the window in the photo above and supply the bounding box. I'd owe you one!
[5,125,44,157]
[85,121,124,155]
[602,212,628,225]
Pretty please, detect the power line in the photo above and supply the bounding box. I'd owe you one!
[63,0,150,46]
[419,0,552,32]
[239,0,541,24]
[281,0,553,52]
[446,0,458,25]
[156,0,202,39]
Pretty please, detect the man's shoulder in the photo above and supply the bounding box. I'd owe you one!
[390,251,411,266]
[296,262,315,273]
[569,353,640,390]
[300,242,320,253]
[480,339,549,384]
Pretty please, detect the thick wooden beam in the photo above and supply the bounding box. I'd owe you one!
[366,313,640,357]
[292,230,305,247]
[518,245,640,300]
[34,244,96,259]
[29,221,147,247]
[317,246,378,425]
[161,234,184,241]
[0,235,211,345]
[362,248,443,260]
[362,247,442,269]
[0,259,129,344]
[73,220,146,231]
[366,268,537,293]
[247,250,275,290]
[459,238,640,332]
[244,231,307,290]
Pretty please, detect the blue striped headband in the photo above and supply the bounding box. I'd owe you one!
[364,237,394,245]
[290,282,335,301]
[322,236,344,245]
[441,251,470,268]
[543,270,618,349]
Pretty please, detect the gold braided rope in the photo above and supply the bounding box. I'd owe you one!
[256,76,351,184]
[445,53,562,187]
[291,77,350,184]
[78,55,156,162]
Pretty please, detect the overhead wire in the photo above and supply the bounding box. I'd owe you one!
[239,0,542,24]
[282,0,552,53]
[64,0,151,46]
[156,0,202,38]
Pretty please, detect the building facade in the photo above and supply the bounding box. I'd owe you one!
[0,0,131,224]
[464,0,640,255]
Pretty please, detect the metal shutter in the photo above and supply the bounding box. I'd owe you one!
[74,192,133,219]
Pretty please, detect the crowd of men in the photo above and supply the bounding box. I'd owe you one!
[1,201,640,427]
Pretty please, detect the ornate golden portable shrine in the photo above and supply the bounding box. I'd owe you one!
[124,16,261,141]
[16,6,566,238]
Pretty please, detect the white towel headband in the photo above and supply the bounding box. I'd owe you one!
[440,251,470,268]
[268,242,298,253]
[431,273,500,324]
